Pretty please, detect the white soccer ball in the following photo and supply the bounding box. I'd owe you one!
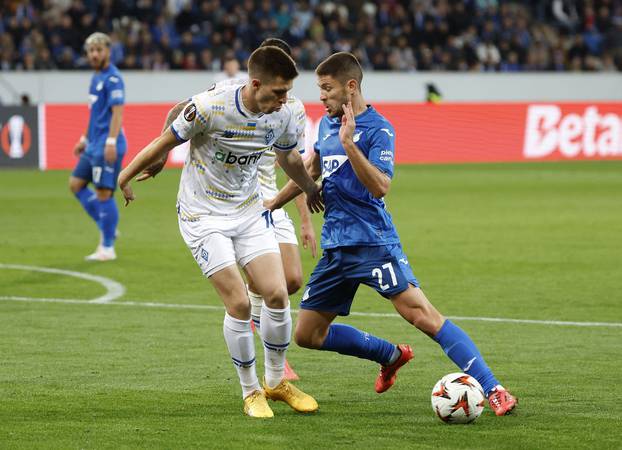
[431,372,486,424]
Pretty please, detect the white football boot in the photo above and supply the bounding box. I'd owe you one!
[85,246,117,261]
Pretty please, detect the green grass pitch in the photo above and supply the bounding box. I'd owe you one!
[1,161,621,449]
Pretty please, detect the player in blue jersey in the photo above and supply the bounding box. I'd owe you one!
[69,32,126,261]
[267,52,517,417]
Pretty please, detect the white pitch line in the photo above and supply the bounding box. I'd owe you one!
[0,264,125,303]
[0,295,621,328]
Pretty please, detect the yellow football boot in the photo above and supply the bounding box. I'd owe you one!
[263,378,319,413]
[243,390,274,418]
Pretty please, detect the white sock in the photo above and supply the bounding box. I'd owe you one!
[260,301,292,388]
[247,286,263,332]
[223,313,260,398]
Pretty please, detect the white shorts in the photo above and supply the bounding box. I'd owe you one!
[272,208,298,246]
[178,204,280,277]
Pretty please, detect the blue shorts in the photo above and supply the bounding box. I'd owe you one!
[72,152,124,190]
[300,244,420,316]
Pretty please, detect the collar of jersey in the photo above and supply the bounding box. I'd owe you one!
[235,86,264,119]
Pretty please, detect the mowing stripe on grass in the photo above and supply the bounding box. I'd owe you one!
[0,295,621,328]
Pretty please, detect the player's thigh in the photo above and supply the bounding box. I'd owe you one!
[295,308,339,349]
[279,242,303,295]
[299,250,358,317]
[93,155,123,191]
[208,264,251,320]
[234,208,286,306]
[70,154,93,192]
[244,253,288,309]
[178,217,239,281]
[355,244,419,299]
[390,286,444,337]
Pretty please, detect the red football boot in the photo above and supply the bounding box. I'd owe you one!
[488,386,518,416]
[375,344,414,393]
[284,359,300,381]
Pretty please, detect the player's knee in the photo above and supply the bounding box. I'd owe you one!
[95,188,113,201]
[261,285,289,309]
[285,275,303,296]
[407,306,444,337]
[294,324,325,349]
[69,178,83,194]
[225,298,251,320]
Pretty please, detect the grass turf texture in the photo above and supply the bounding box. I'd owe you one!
[1,161,621,449]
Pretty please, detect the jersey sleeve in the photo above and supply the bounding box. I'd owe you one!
[313,117,325,155]
[170,92,211,143]
[106,74,125,106]
[293,100,307,155]
[368,123,396,178]
[273,106,298,152]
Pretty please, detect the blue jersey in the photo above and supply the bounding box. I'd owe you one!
[315,106,400,249]
[85,64,126,155]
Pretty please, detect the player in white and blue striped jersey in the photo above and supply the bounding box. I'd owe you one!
[268,52,517,417]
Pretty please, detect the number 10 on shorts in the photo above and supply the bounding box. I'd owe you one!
[262,210,274,228]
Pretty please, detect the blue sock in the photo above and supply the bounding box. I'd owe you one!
[98,197,118,248]
[320,323,396,365]
[433,320,499,395]
[74,187,100,228]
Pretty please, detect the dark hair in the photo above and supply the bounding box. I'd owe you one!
[316,52,363,89]
[248,46,298,81]
[260,38,292,57]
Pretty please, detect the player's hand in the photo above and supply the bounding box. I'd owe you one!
[104,144,117,164]
[339,102,356,144]
[117,171,135,206]
[73,140,86,157]
[300,220,317,258]
[305,183,324,214]
[136,157,166,181]
[263,198,276,211]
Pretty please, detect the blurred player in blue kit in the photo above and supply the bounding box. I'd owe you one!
[267,52,517,416]
[69,32,126,261]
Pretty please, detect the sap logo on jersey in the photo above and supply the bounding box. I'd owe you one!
[214,149,264,165]
[322,155,349,178]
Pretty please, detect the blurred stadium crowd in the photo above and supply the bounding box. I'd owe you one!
[1,0,621,72]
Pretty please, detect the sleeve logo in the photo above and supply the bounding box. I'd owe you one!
[184,103,197,122]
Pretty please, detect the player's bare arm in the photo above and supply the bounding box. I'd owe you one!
[136,100,190,181]
[271,151,323,213]
[118,128,179,205]
[104,104,123,163]
[294,194,317,258]
[340,102,391,198]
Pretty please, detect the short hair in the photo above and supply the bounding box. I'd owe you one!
[316,52,363,89]
[85,32,111,49]
[260,38,292,57]
[248,46,298,82]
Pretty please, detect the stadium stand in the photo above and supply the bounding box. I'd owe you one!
[1,0,621,72]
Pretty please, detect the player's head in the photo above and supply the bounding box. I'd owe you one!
[247,46,298,114]
[84,32,111,71]
[315,52,363,118]
[260,38,292,57]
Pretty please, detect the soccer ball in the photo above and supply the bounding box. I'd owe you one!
[431,372,486,424]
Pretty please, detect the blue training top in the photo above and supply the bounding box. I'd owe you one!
[85,63,126,155]
[314,105,401,249]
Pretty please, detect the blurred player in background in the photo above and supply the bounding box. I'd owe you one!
[139,38,316,382]
[118,46,322,418]
[268,52,518,417]
[69,32,126,261]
